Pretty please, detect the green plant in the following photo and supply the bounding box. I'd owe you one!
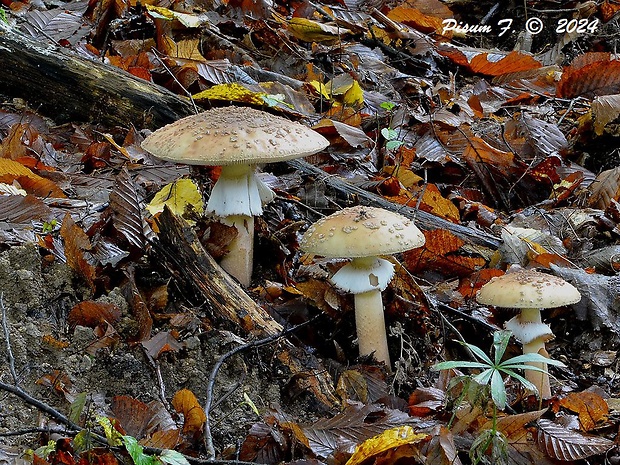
[380,127,405,151]
[0,8,7,24]
[432,330,566,464]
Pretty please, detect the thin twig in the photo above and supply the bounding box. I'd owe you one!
[203,318,316,460]
[1,294,18,384]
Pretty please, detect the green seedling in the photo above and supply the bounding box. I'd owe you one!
[432,330,566,464]
[380,127,404,151]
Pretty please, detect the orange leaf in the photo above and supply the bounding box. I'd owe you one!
[60,213,96,291]
[387,6,445,34]
[558,392,608,431]
[0,158,66,198]
[68,301,121,331]
[557,55,620,98]
[457,269,504,299]
[438,46,542,76]
[172,389,206,435]
[404,229,486,277]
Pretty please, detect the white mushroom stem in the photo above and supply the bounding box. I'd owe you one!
[331,256,395,368]
[505,307,553,398]
[354,289,390,368]
[219,215,254,288]
[206,164,275,287]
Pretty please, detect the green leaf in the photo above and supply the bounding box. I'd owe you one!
[503,353,566,367]
[380,101,397,111]
[69,392,87,425]
[462,342,494,366]
[385,139,405,150]
[123,436,160,465]
[492,330,511,365]
[499,368,538,394]
[159,450,190,465]
[432,361,490,371]
[490,369,507,409]
[472,368,494,386]
[381,127,398,140]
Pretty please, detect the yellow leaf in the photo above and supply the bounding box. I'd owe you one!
[285,17,349,43]
[96,416,123,446]
[308,80,331,100]
[144,4,175,20]
[146,179,204,221]
[145,4,208,28]
[343,80,364,106]
[346,426,428,465]
[193,83,266,106]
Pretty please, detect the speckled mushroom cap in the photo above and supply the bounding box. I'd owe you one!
[300,206,425,258]
[476,269,581,308]
[141,107,329,165]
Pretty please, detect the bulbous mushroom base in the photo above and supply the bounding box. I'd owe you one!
[219,214,254,288]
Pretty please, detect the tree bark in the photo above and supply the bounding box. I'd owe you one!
[0,22,195,128]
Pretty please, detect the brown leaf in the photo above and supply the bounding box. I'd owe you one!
[239,421,286,463]
[141,429,181,449]
[60,213,96,291]
[438,47,542,76]
[110,395,154,439]
[588,167,620,209]
[407,387,445,417]
[0,194,53,223]
[536,418,614,461]
[86,322,120,356]
[558,392,609,431]
[336,370,369,404]
[123,267,152,343]
[68,301,121,331]
[141,331,182,360]
[171,389,206,435]
[422,426,462,465]
[557,55,620,98]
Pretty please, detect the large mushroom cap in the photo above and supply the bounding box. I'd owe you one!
[141,107,329,165]
[300,206,425,258]
[476,268,581,309]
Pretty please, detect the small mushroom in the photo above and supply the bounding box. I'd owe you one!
[142,107,329,287]
[476,267,581,398]
[300,206,425,368]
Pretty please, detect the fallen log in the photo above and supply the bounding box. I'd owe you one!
[155,208,340,409]
[0,22,195,128]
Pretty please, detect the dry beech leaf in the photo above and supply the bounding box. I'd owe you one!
[239,421,286,464]
[588,167,620,209]
[536,419,614,461]
[141,331,183,360]
[0,194,52,223]
[345,426,428,465]
[557,55,620,98]
[438,46,542,76]
[110,168,152,249]
[0,158,66,198]
[407,387,445,417]
[591,94,620,135]
[60,213,96,291]
[110,395,154,439]
[141,429,181,450]
[422,425,462,465]
[330,120,373,149]
[404,229,486,277]
[67,301,121,331]
[558,392,609,431]
[387,6,446,35]
[172,389,206,435]
[336,370,369,404]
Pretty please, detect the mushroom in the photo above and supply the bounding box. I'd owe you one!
[141,107,329,287]
[476,268,581,398]
[300,206,425,368]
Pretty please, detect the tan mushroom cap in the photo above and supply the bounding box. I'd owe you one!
[300,206,425,258]
[476,268,581,309]
[141,107,329,165]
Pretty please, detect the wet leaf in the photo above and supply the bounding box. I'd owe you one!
[591,94,620,135]
[558,392,609,431]
[557,54,620,98]
[146,179,204,221]
[536,419,614,460]
[0,158,66,198]
[110,168,152,249]
[141,331,183,360]
[422,426,462,465]
[588,167,620,209]
[171,389,206,435]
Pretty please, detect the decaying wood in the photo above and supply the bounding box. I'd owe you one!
[155,208,339,409]
[0,23,195,128]
[287,158,502,250]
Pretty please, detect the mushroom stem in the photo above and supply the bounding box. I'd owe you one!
[354,289,391,368]
[220,214,254,287]
[518,307,551,399]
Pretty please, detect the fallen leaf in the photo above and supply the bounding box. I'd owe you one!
[558,392,609,431]
[536,418,614,460]
[171,389,206,435]
[68,301,121,332]
[345,425,428,465]
[60,213,96,291]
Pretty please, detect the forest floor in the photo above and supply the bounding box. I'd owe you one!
[2,0,620,464]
